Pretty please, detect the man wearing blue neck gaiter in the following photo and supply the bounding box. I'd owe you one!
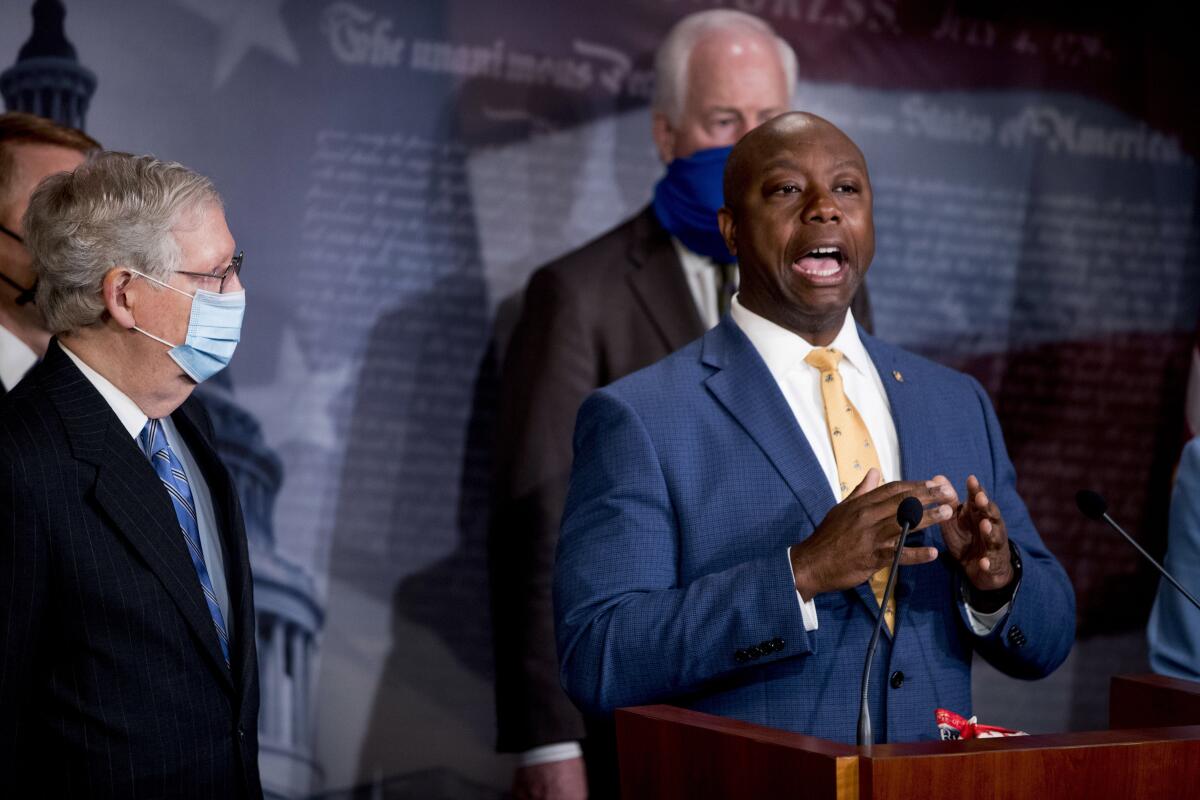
[491,10,874,800]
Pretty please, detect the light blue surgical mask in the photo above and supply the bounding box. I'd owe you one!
[128,269,245,383]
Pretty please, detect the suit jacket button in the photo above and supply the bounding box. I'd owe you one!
[890,671,905,689]
[735,649,749,663]
[770,638,785,651]
[237,724,245,740]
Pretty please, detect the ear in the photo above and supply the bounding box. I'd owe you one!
[102,267,139,330]
[651,112,676,164]
[717,206,738,257]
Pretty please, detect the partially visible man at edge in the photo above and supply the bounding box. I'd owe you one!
[490,9,872,799]
[555,112,1075,748]
[0,151,262,798]
[0,111,99,395]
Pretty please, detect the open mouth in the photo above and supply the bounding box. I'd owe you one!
[791,246,847,281]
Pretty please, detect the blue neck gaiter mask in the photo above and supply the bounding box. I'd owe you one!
[652,145,735,264]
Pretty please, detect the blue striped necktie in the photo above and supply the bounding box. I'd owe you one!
[140,418,230,667]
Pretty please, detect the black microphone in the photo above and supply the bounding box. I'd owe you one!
[858,496,924,746]
[1075,489,1200,613]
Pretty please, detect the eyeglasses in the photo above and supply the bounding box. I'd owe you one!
[176,250,243,292]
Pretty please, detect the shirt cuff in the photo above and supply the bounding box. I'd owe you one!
[964,600,1011,635]
[786,546,819,631]
[961,541,1022,635]
[518,741,583,767]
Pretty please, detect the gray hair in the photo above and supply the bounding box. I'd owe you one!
[653,9,798,125]
[24,151,221,335]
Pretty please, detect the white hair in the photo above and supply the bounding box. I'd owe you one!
[653,9,798,124]
[24,151,221,335]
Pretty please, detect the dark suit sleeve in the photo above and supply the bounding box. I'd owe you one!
[490,266,597,751]
[956,377,1076,678]
[0,443,48,772]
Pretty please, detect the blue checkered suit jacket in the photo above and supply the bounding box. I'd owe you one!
[554,315,1075,744]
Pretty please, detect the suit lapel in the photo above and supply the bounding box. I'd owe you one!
[861,332,937,636]
[626,206,707,352]
[43,342,234,690]
[700,318,835,533]
[861,332,933,532]
[701,321,934,632]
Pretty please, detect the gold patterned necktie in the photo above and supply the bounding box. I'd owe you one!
[803,347,894,632]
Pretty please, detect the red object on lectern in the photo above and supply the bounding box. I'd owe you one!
[616,674,1200,799]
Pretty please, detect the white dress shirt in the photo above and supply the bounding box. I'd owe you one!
[59,344,233,637]
[729,297,1008,634]
[0,323,38,391]
[672,238,737,330]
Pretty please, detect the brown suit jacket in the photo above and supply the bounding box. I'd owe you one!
[489,205,872,757]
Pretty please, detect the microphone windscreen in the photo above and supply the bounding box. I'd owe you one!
[897,496,924,529]
[1075,489,1108,520]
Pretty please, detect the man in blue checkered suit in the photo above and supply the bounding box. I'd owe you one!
[554,112,1075,744]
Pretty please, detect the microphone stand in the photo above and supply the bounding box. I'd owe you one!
[1077,490,1200,613]
[858,498,921,746]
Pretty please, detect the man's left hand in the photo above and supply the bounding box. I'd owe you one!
[939,474,1014,591]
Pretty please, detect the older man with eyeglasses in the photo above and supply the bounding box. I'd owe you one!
[0,151,262,799]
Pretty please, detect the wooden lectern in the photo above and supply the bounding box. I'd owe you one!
[616,674,1200,799]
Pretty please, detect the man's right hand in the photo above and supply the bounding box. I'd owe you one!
[790,469,952,599]
[512,757,588,800]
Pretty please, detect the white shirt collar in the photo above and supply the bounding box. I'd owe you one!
[670,237,712,272]
[59,342,149,439]
[670,237,738,331]
[729,295,869,381]
[0,323,38,390]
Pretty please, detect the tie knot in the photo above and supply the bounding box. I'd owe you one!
[139,418,166,458]
[805,347,843,373]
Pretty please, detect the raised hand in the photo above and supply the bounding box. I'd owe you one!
[940,474,1014,592]
[790,468,953,598]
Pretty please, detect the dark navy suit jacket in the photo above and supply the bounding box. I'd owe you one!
[554,315,1075,743]
[0,340,262,798]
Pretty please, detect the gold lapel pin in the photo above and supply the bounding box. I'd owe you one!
[892,370,904,382]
